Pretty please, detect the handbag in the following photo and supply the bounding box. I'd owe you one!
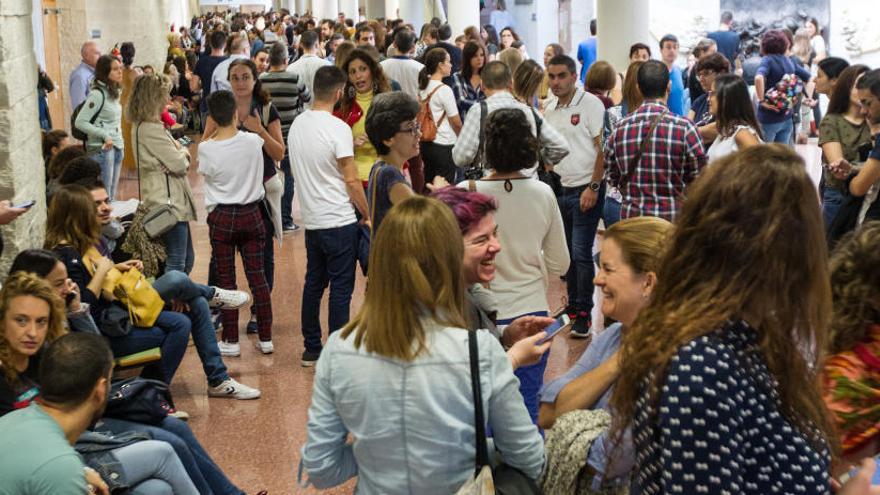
[358,164,382,275]
[98,302,133,337]
[104,377,175,425]
[135,123,177,239]
[418,85,447,142]
[457,330,541,495]
[111,267,164,328]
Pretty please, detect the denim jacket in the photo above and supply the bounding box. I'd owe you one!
[76,430,151,492]
[300,322,544,494]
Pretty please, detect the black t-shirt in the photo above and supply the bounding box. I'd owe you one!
[238,99,281,180]
[194,55,228,110]
[0,352,42,417]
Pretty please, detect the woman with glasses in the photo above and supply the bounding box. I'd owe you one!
[688,53,730,127]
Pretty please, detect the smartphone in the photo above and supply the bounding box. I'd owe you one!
[12,200,35,209]
[837,454,880,485]
[536,314,571,345]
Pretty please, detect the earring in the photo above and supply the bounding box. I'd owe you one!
[348,85,356,98]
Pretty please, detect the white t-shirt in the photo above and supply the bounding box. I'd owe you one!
[381,57,424,100]
[543,88,606,188]
[198,131,266,213]
[707,125,761,163]
[286,55,331,110]
[419,79,459,146]
[288,110,357,230]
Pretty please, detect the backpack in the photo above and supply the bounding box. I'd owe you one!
[417,85,446,142]
[71,88,105,142]
[761,57,803,116]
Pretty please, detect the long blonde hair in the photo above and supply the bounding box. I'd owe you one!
[603,217,672,276]
[340,196,468,361]
[0,272,68,385]
[127,74,172,124]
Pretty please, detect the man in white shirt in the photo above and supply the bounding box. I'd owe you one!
[210,33,250,93]
[69,41,101,110]
[543,54,607,338]
[380,29,423,100]
[286,30,330,109]
[289,66,369,367]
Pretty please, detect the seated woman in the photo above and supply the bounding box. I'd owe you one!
[536,216,671,489]
[0,272,199,494]
[301,196,544,493]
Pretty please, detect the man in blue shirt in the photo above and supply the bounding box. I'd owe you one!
[707,11,740,67]
[659,34,685,116]
[577,19,597,83]
[68,41,101,110]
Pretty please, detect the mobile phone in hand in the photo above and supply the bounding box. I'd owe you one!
[536,314,571,345]
[12,200,35,209]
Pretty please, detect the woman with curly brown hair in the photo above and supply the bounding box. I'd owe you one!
[825,221,880,461]
[610,144,856,494]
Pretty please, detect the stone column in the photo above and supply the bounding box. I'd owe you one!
[446,0,478,38]
[596,0,650,73]
[384,0,399,20]
[0,0,47,276]
[365,0,384,19]
[314,0,338,19]
[398,0,424,25]
[339,0,358,20]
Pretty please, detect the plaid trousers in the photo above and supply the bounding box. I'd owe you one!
[207,203,273,342]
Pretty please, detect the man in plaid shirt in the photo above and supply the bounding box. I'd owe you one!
[605,60,707,221]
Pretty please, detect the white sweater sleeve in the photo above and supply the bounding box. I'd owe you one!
[542,190,571,276]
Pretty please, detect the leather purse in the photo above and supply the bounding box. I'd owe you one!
[135,123,177,239]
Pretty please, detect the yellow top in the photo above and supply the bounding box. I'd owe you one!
[352,91,377,181]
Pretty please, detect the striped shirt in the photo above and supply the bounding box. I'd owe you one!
[259,70,311,147]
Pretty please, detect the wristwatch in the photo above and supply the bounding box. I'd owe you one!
[587,181,601,192]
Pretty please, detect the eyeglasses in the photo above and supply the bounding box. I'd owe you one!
[397,122,421,136]
[697,71,716,80]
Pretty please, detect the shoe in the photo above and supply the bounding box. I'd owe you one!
[246,315,258,334]
[217,341,241,357]
[168,409,190,421]
[209,288,250,310]
[282,223,301,233]
[553,304,577,320]
[255,340,274,354]
[208,378,261,400]
[301,349,321,367]
[570,312,592,339]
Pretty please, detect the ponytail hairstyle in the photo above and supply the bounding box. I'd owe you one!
[419,47,449,90]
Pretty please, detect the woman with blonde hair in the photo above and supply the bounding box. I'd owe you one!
[128,73,198,275]
[584,60,617,108]
[301,196,544,493]
[512,59,543,107]
[497,46,524,77]
[610,145,860,493]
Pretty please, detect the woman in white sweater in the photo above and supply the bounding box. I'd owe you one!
[457,107,569,423]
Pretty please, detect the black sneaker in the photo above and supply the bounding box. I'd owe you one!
[246,317,258,334]
[301,349,321,367]
[553,304,577,320]
[570,312,592,339]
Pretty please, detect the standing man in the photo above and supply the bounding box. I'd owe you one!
[381,29,423,100]
[194,30,228,128]
[629,43,651,64]
[261,42,311,233]
[354,25,376,47]
[210,33,249,93]
[659,34,686,116]
[288,66,369,367]
[286,30,330,110]
[69,41,101,110]
[604,60,707,222]
[576,19,598,83]
[707,11,741,67]
[544,54,607,338]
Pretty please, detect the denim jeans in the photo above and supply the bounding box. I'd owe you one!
[97,416,244,495]
[497,311,550,426]
[107,311,191,384]
[761,118,794,145]
[603,195,621,229]
[280,156,295,228]
[558,184,605,312]
[152,270,228,386]
[302,222,358,353]
[111,440,198,494]
[92,146,124,200]
[823,186,845,231]
[163,222,195,275]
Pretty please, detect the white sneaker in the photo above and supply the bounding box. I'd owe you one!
[207,378,261,400]
[209,288,250,310]
[254,340,274,354]
[217,341,240,357]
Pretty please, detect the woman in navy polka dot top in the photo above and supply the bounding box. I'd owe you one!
[609,146,850,494]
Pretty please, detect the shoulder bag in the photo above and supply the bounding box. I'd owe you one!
[418,85,447,142]
[135,123,178,239]
[464,101,490,180]
[104,377,175,425]
[357,164,383,276]
[620,109,668,191]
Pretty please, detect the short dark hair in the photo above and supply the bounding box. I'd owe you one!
[629,42,651,59]
[9,249,62,279]
[817,57,850,80]
[58,156,101,186]
[269,41,288,67]
[659,34,678,50]
[210,30,228,50]
[637,60,670,99]
[300,30,319,49]
[365,92,420,155]
[438,23,452,41]
[355,25,374,42]
[207,90,236,126]
[589,19,597,36]
[760,30,789,55]
[482,60,512,90]
[485,108,538,172]
[856,68,880,100]
[695,53,731,74]
[39,333,113,408]
[720,11,733,24]
[313,65,346,101]
[394,29,416,53]
[548,54,577,76]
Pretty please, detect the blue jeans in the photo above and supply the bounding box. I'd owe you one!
[152,271,228,387]
[108,311,191,383]
[497,311,550,426]
[603,195,621,228]
[558,184,605,312]
[163,222,195,275]
[302,222,358,353]
[280,156,295,228]
[97,416,244,495]
[92,146,124,200]
[823,186,845,231]
[761,118,793,145]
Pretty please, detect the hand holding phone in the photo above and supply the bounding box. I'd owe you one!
[536,314,570,345]
[12,200,35,209]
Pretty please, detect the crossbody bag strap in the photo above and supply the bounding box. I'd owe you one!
[468,329,491,472]
[623,108,668,189]
[368,164,382,231]
[135,123,142,200]
[473,100,489,171]
[424,85,447,127]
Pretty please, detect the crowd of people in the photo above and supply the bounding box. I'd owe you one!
[4,5,880,494]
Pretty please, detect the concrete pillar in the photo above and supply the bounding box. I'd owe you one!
[295,0,307,15]
[596,0,650,74]
[0,0,47,275]
[398,0,424,25]
[384,0,399,20]
[566,0,594,55]
[314,0,338,18]
[534,0,558,63]
[365,0,384,19]
[340,0,358,20]
[429,0,445,23]
[446,0,478,38]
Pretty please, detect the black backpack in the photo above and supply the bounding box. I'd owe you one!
[70,88,105,142]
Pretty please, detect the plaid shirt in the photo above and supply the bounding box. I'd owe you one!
[604,100,707,221]
[452,72,485,118]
